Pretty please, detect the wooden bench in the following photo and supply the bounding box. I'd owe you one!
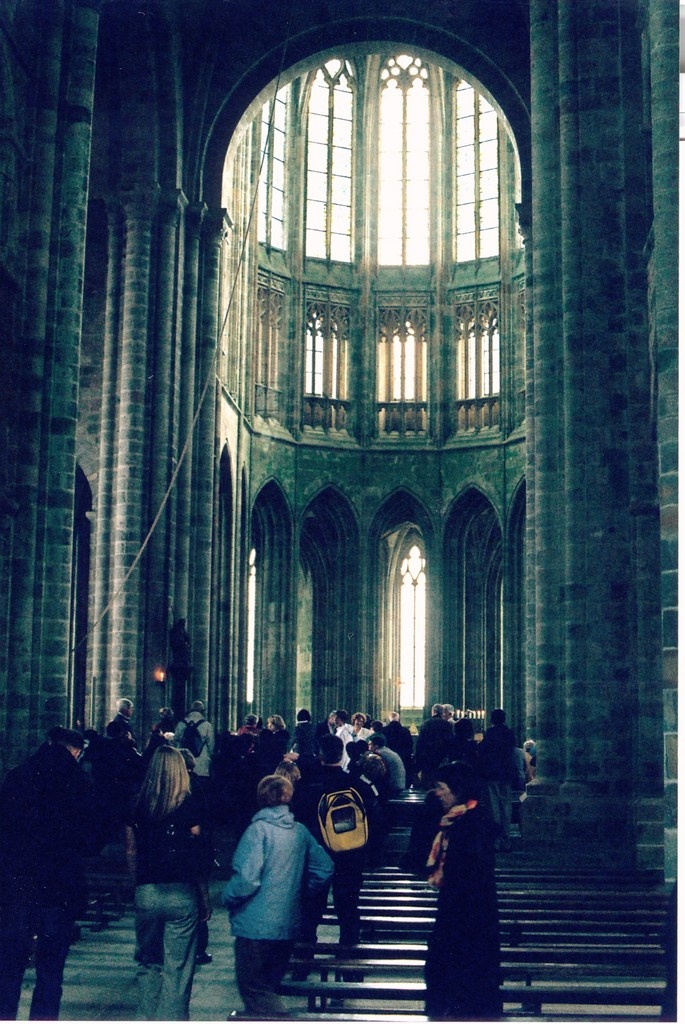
[282,941,667,1016]
[290,864,671,1018]
[282,976,665,1016]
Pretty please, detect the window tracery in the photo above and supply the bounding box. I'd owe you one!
[303,298,350,431]
[377,303,428,435]
[306,59,354,262]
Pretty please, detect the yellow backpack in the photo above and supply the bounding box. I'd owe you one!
[317,787,368,853]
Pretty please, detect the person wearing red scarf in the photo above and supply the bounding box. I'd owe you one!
[423,761,502,1021]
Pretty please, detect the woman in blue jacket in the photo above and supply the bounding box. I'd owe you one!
[221,773,333,1018]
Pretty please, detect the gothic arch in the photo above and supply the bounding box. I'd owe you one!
[443,487,503,727]
[248,479,294,721]
[368,488,435,718]
[200,10,531,208]
[298,486,360,718]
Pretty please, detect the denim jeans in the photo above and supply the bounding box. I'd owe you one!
[134,882,198,1020]
[0,901,74,1020]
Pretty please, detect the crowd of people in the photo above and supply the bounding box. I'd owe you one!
[0,697,536,1021]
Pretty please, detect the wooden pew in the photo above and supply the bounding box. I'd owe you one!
[282,864,671,1018]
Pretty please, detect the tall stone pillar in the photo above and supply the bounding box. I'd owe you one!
[142,189,187,725]
[91,199,123,728]
[187,209,225,707]
[647,0,679,878]
[523,1,663,871]
[516,200,537,743]
[4,1,63,766]
[109,186,159,699]
[174,203,206,625]
[37,0,101,735]
[525,0,564,794]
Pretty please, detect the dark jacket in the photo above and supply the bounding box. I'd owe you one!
[291,720,316,758]
[384,719,414,772]
[414,715,452,776]
[424,803,501,1020]
[0,743,99,912]
[477,722,517,783]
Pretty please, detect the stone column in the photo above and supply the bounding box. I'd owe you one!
[90,199,123,728]
[109,186,159,698]
[648,0,679,877]
[188,208,225,705]
[4,1,63,765]
[524,1,662,870]
[142,189,187,724]
[525,0,564,793]
[174,203,206,625]
[557,2,637,809]
[37,0,101,735]
[516,200,537,742]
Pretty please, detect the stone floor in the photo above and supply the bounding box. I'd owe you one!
[15,877,351,1022]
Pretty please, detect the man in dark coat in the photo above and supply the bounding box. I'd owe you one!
[0,727,100,1020]
[414,704,452,789]
[477,707,517,851]
[107,696,136,744]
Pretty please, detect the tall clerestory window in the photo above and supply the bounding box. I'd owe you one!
[306,60,353,262]
[224,48,519,438]
[455,81,499,262]
[399,543,426,709]
[258,87,287,250]
[378,55,430,266]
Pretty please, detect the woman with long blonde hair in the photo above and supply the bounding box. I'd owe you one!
[125,746,211,1020]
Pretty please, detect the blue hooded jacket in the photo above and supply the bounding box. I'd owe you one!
[221,803,333,940]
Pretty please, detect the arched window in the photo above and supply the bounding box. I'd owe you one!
[379,55,430,266]
[377,304,428,435]
[255,276,284,417]
[455,294,501,431]
[399,543,426,709]
[222,47,523,440]
[246,547,257,704]
[455,81,500,262]
[306,59,353,262]
[258,87,287,249]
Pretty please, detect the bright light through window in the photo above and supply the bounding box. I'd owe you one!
[306,59,353,262]
[399,544,426,708]
[246,548,257,703]
[379,55,430,266]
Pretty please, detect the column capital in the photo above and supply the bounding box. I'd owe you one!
[515,200,532,247]
[120,183,162,223]
[159,187,189,216]
[202,207,231,246]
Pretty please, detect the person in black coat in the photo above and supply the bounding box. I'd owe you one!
[0,727,101,1020]
[414,705,452,789]
[384,712,414,783]
[446,716,479,769]
[422,761,501,1021]
[477,707,517,851]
